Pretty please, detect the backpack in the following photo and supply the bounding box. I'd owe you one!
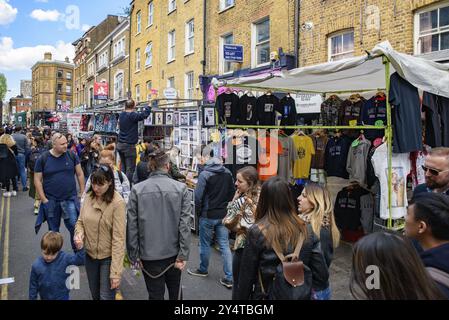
[259,234,313,300]
[0,144,8,159]
[28,148,44,171]
[39,150,77,174]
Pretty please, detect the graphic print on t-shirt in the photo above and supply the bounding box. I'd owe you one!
[225,102,232,118]
[247,104,253,121]
[297,147,306,159]
[387,167,406,208]
[264,104,274,112]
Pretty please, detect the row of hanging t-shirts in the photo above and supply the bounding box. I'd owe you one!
[79,114,119,133]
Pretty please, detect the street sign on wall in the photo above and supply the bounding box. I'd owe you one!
[164,88,178,99]
[224,45,243,62]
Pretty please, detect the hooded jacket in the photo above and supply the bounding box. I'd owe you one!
[420,243,449,298]
[195,158,235,220]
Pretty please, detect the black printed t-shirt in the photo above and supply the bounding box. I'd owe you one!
[422,92,449,148]
[389,72,423,153]
[256,94,279,126]
[277,96,297,126]
[239,94,258,125]
[216,93,241,125]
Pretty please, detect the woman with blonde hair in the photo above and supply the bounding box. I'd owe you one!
[0,134,19,197]
[298,182,340,300]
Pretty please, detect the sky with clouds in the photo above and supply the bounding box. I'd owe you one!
[0,0,129,100]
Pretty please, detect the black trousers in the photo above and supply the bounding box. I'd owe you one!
[141,256,182,300]
[1,178,18,192]
[232,248,243,300]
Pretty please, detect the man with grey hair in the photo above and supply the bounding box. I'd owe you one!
[34,133,85,251]
[413,147,449,197]
[127,150,191,300]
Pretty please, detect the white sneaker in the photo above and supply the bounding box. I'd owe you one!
[3,192,11,198]
[11,191,17,197]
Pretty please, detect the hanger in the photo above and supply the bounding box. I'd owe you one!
[329,94,338,100]
[376,91,385,98]
[279,129,288,137]
[225,87,232,94]
[266,89,272,96]
[358,130,365,141]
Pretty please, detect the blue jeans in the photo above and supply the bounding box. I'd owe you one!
[199,217,233,282]
[44,200,78,251]
[85,255,115,300]
[16,153,27,189]
[312,286,332,300]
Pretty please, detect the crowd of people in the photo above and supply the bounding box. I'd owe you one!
[1,98,448,301]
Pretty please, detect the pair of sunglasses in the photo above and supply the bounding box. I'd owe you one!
[94,164,111,173]
[422,165,449,176]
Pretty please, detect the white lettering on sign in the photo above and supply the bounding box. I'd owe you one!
[295,93,323,114]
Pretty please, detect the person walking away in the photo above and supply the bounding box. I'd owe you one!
[188,149,235,289]
[117,99,151,183]
[405,193,449,298]
[74,165,126,300]
[235,177,329,300]
[28,136,46,214]
[34,133,85,251]
[81,145,131,205]
[222,166,260,299]
[350,231,446,299]
[298,183,340,300]
[12,126,30,191]
[127,151,191,300]
[29,231,85,300]
[0,134,19,197]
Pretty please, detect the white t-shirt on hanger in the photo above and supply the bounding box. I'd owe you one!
[371,143,410,219]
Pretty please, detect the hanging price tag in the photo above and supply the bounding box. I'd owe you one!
[375,120,384,127]
[349,120,357,127]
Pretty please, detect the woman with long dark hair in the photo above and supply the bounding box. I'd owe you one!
[80,138,102,178]
[235,177,329,300]
[350,231,446,300]
[223,166,260,299]
[74,165,126,300]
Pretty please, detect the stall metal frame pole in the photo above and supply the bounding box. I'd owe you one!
[216,54,396,230]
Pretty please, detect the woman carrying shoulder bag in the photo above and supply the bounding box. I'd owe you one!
[0,134,19,198]
[223,166,260,300]
[235,177,329,300]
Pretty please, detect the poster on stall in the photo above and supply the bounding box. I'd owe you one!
[66,114,82,136]
[295,93,323,114]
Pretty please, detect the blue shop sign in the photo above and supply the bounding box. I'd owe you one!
[224,45,243,62]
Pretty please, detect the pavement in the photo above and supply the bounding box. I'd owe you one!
[0,190,353,300]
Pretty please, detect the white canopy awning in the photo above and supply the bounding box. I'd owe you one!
[222,41,449,98]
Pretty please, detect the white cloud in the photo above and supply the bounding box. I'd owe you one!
[0,0,18,25]
[0,37,75,71]
[81,24,90,32]
[30,9,61,22]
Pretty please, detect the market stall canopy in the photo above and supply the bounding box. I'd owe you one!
[221,41,449,98]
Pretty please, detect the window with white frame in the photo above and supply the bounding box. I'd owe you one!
[114,72,124,99]
[146,80,152,101]
[113,38,125,59]
[135,85,141,102]
[67,72,72,80]
[220,0,235,11]
[88,61,95,76]
[145,42,153,67]
[185,72,194,99]
[137,10,142,34]
[185,19,194,54]
[168,30,176,61]
[415,3,449,54]
[220,33,234,74]
[328,30,354,61]
[168,0,176,13]
[98,51,108,69]
[252,18,270,67]
[148,1,154,26]
[66,85,71,94]
[167,77,175,89]
[135,48,141,71]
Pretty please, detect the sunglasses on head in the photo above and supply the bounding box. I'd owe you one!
[94,164,111,173]
[422,165,449,176]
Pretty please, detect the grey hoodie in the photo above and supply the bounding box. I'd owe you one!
[346,138,371,186]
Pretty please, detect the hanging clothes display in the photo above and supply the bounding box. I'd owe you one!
[346,134,372,186]
[371,143,411,220]
[278,133,298,182]
[362,93,387,140]
[277,94,298,128]
[320,95,343,126]
[216,92,240,125]
[291,133,315,179]
[324,133,351,179]
[360,193,374,234]
[334,184,368,232]
[223,133,259,179]
[339,95,364,126]
[410,146,431,189]
[258,133,283,182]
[256,93,279,126]
[310,131,328,184]
[389,72,423,153]
[239,93,258,125]
[422,92,449,148]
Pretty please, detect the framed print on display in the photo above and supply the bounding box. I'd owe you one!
[180,113,189,126]
[155,112,164,126]
[181,142,190,158]
[203,107,216,127]
[173,112,180,126]
[201,128,208,144]
[173,128,180,145]
[144,113,153,126]
[181,128,189,142]
[190,128,199,143]
[189,111,199,126]
[165,112,174,125]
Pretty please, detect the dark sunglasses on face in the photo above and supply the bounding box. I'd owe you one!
[422,165,449,176]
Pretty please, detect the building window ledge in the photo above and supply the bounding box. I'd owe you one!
[184,51,194,57]
[218,5,235,14]
[168,9,177,16]
[167,59,176,64]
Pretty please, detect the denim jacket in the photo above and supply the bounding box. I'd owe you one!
[35,197,80,234]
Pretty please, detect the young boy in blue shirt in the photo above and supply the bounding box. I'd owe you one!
[29,231,85,300]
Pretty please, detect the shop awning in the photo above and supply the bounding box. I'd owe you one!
[223,41,449,98]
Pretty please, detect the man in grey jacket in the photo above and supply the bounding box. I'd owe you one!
[126,150,191,300]
[12,126,30,191]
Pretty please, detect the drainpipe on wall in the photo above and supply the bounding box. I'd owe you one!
[109,36,113,102]
[128,3,134,100]
[202,0,207,100]
[295,0,300,68]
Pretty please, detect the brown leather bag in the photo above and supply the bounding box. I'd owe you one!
[272,235,305,287]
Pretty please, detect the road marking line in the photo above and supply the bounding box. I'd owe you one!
[1,197,10,300]
[0,196,4,246]
[0,278,14,285]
